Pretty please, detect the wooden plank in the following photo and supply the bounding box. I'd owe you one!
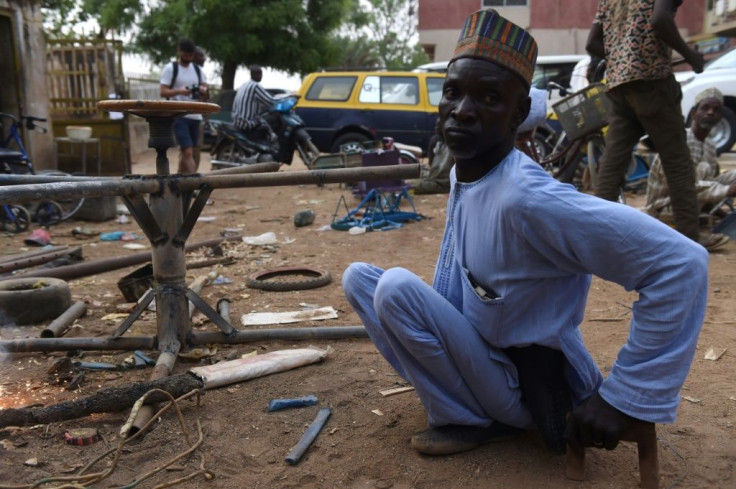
[379,386,415,397]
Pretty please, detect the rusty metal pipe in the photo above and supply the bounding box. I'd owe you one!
[205,162,280,175]
[0,247,79,274]
[0,178,161,205]
[128,348,179,436]
[0,246,69,264]
[0,165,420,205]
[0,174,114,184]
[5,237,225,281]
[191,326,368,345]
[0,336,156,353]
[40,301,87,338]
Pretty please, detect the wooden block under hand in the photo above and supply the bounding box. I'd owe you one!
[565,420,659,489]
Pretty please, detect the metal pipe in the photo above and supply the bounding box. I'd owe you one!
[285,407,332,465]
[0,246,70,264]
[6,237,225,281]
[205,162,280,175]
[40,301,87,338]
[0,174,114,184]
[0,246,78,274]
[0,177,161,204]
[216,298,231,325]
[191,326,368,344]
[0,165,420,205]
[0,336,156,353]
[178,164,420,192]
[128,349,179,436]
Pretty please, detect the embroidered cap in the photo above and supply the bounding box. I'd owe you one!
[694,87,723,107]
[450,9,538,87]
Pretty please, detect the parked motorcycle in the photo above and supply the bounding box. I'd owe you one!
[210,94,320,170]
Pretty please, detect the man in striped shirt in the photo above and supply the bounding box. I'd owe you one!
[232,65,276,139]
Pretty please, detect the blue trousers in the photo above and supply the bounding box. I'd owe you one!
[343,262,534,429]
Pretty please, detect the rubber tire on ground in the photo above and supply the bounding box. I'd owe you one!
[0,277,72,325]
[330,132,370,154]
[246,266,332,292]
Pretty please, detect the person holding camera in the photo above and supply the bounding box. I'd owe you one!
[160,38,208,174]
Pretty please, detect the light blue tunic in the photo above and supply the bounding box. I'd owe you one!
[343,149,708,429]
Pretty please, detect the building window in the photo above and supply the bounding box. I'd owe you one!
[482,0,528,7]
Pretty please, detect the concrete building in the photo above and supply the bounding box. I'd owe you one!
[0,0,54,169]
[419,0,710,62]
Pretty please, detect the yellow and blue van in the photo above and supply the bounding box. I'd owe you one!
[294,71,446,155]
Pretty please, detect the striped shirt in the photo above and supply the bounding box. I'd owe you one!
[232,80,275,130]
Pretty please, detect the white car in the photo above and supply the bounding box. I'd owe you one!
[677,46,736,154]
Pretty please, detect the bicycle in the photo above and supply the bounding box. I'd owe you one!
[0,113,85,226]
[518,83,609,193]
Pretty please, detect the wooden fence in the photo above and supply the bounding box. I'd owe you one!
[46,38,123,118]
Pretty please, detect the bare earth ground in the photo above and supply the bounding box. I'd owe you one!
[0,149,734,489]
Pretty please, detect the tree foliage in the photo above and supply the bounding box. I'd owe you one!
[134,0,358,89]
[364,0,428,69]
[41,0,428,88]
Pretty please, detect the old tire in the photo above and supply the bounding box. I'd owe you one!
[246,266,332,292]
[0,277,72,325]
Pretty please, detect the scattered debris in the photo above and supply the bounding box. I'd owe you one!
[704,347,727,361]
[285,407,332,465]
[243,232,278,245]
[64,427,100,446]
[682,395,702,403]
[371,409,384,416]
[379,386,415,397]
[24,457,39,467]
[268,395,319,412]
[241,306,338,326]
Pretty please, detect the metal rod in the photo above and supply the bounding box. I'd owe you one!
[0,246,69,264]
[217,298,231,325]
[0,247,79,274]
[5,237,225,281]
[0,165,421,205]
[40,301,87,338]
[205,162,280,175]
[0,336,156,353]
[191,326,368,344]
[285,407,332,465]
[129,349,180,436]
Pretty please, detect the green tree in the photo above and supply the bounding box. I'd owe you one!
[134,0,358,89]
[364,0,428,69]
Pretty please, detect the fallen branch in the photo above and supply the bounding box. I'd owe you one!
[0,374,203,429]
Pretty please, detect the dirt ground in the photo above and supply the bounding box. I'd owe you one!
[0,149,734,489]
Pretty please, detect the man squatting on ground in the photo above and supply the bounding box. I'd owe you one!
[343,9,708,456]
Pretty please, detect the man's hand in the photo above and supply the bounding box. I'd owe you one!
[685,48,705,74]
[565,391,635,450]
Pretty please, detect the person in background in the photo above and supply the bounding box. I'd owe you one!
[192,46,209,172]
[159,38,208,174]
[343,8,708,458]
[585,0,727,249]
[231,65,276,142]
[644,87,735,248]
